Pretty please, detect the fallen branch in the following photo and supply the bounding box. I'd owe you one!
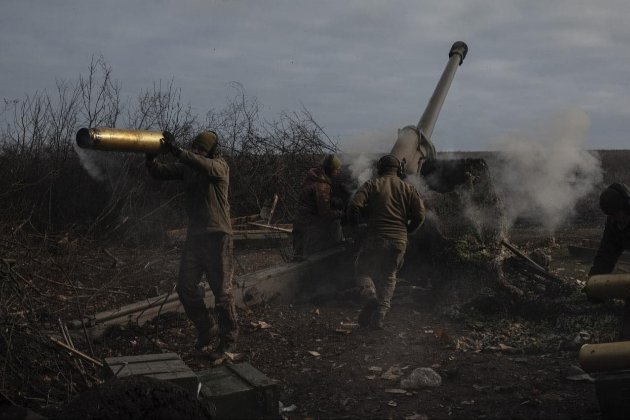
[33,273,129,295]
[49,336,103,368]
[248,221,293,233]
[501,239,547,272]
[501,239,566,287]
[103,248,125,267]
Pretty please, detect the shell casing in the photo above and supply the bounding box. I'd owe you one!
[579,341,630,373]
[76,127,166,153]
[586,274,630,300]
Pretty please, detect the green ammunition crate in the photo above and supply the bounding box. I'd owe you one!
[593,370,630,420]
[104,353,200,396]
[197,363,279,419]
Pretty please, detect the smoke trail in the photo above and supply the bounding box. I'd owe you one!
[488,107,602,232]
[73,142,106,181]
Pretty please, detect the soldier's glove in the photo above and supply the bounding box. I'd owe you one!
[161,131,182,157]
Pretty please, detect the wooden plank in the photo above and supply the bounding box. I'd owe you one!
[71,246,349,332]
[104,353,200,395]
[247,222,293,233]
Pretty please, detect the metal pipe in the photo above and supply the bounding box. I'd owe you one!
[76,127,166,153]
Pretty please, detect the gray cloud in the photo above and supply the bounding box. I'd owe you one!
[3,0,630,151]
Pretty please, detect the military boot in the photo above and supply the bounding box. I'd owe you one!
[207,340,237,360]
[358,299,378,328]
[370,311,385,330]
[195,323,219,350]
[193,311,218,350]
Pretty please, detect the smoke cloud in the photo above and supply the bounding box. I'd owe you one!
[73,142,106,181]
[488,107,602,232]
[348,153,375,187]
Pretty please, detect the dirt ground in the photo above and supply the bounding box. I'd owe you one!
[1,225,624,419]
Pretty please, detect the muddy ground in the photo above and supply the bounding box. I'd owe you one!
[1,225,625,419]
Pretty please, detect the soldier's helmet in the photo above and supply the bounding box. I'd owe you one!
[600,183,630,216]
[322,154,342,175]
[376,154,401,175]
[192,131,219,155]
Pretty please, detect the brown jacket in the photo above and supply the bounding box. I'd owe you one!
[347,172,425,244]
[294,166,344,227]
[589,217,630,276]
[147,151,232,235]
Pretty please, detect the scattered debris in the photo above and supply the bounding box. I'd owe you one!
[385,388,409,395]
[566,365,595,383]
[381,366,403,381]
[279,401,297,414]
[400,368,442,389]
[225,352,246,362]
[251,321,272,329]
[404,413,428,420]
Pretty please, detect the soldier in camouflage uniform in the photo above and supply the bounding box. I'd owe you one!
[146,131,238,357]
[347,154,425,329]
[589,182,630,340]
[292,154,344,259]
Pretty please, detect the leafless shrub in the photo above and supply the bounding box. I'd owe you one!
[0,62,337,240]
[207,83,338,219]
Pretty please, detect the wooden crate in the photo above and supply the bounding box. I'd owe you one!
[104,353,200,396]
[198,363,279,419]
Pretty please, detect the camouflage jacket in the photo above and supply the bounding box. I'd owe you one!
[589,217,630,276]
[147,151,232,235]
[294,167,344,227]
[347,172,425,245]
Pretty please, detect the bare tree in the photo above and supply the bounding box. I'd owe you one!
[204,83,338,218]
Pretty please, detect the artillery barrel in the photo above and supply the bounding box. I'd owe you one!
[391,41,468,176]
[76,127,166,154]
[418,41,468,140]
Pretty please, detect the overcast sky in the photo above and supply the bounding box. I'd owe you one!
[2,0,630,152]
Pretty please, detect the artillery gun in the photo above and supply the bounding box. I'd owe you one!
[389,42,514,311]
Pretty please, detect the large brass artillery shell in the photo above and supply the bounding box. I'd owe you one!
[76,127,166,153]
[579,341,630,373]
[585,274,630,299]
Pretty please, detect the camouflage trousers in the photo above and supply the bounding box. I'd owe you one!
[177,232,238,344]
[355,238,406,323]
[293,219,343,258]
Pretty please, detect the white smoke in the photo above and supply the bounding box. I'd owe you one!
[348,153,375,187]
[489,107,603,232]
[73,142,106,181]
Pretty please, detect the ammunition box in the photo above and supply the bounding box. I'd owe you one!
[104,353,200,396]
[198,362,279,419]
